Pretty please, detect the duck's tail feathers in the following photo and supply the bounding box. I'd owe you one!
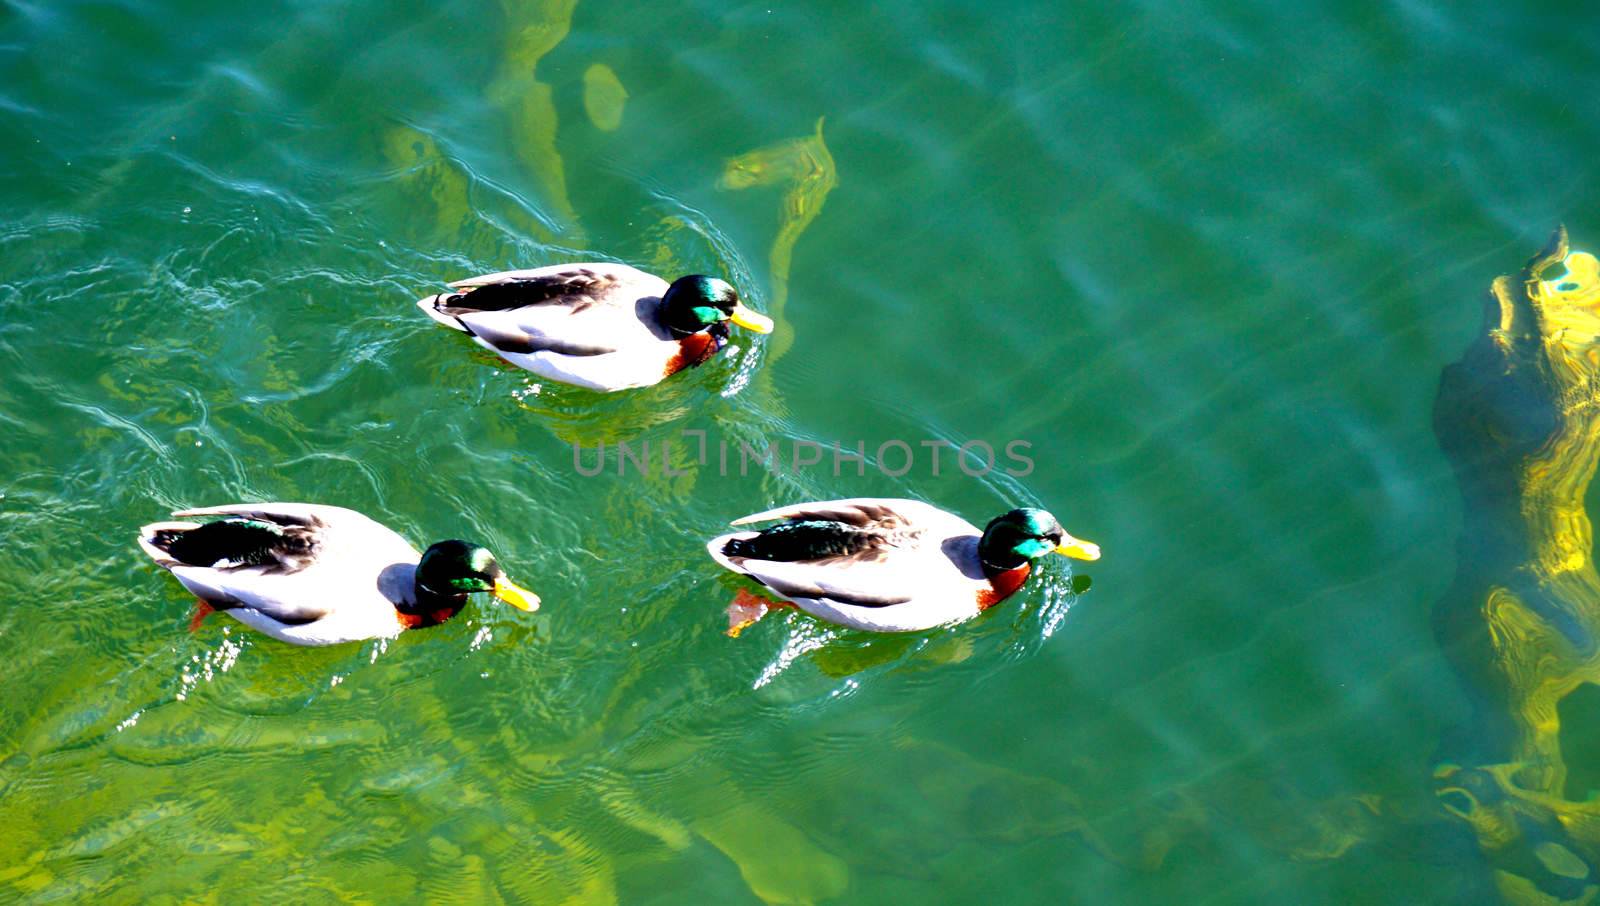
[137,520,201,568]
[706,532,761,572]
[417,293,470,331]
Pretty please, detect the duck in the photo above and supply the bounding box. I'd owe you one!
[706,498,1099,634]
[137,503,538,646]
[416,263,774,392]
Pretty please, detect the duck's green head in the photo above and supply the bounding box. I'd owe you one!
[416,540,539,611]
[979,508,1101,573]
[661,275,774,338]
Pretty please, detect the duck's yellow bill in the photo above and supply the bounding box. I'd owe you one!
[1056,536,1101,561]
[729,302,774,334]
[493,576,540,611]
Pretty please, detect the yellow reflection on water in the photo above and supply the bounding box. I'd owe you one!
[582,64,628,133]
[1433,228,1600,903]
[489,0,584,244]
[720,117,837,363]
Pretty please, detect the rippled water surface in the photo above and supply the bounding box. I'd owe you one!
[3,0,1599,902]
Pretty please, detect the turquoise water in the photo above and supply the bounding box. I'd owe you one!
[2,0,1599,901]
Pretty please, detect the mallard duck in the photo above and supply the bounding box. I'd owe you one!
[707,498,1099,633]
[416,263,774,392]
[137,503,538,646]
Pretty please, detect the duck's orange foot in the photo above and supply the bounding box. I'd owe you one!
[726,589,788,638]
[188,599,215,632]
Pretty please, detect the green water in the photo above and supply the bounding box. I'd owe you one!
[3,0,1599,901]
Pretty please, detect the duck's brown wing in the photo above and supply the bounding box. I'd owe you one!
[421,264,667,356]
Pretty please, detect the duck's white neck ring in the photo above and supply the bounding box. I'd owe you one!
[414,579,468,601]
[980,556,1027,578]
